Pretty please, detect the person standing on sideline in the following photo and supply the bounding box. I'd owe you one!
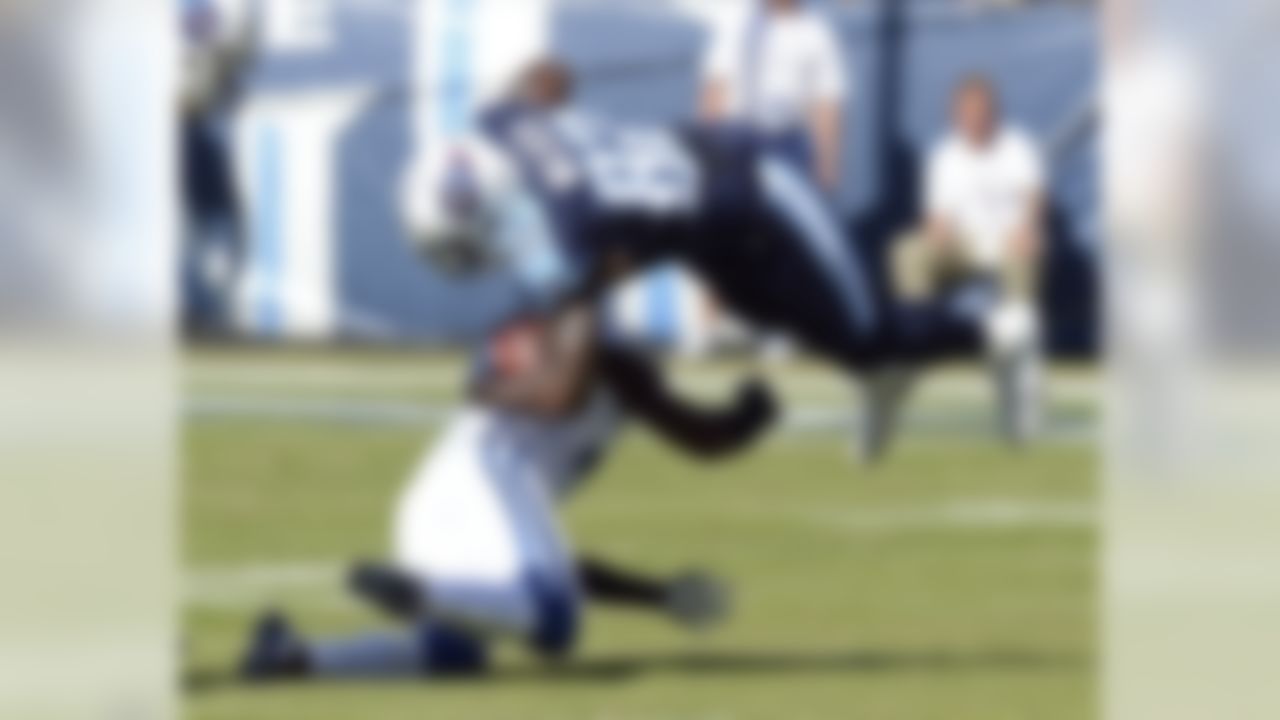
[180,0,257,337]
[696,0,851,360]
[698,0,850,194]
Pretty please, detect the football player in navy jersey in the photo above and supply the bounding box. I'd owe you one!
[405,60,950,459]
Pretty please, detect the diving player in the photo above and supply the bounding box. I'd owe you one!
[239,317,777,680]
[403,60,954,460]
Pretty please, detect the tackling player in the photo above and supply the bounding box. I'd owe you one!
[239,317,777,680]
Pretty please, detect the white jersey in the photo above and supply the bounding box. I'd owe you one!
[480,387,624,501]
[395,387,623,586]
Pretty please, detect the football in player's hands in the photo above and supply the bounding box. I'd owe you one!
[485,318,547,378]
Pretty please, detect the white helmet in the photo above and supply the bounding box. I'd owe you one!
[401,135,519,276]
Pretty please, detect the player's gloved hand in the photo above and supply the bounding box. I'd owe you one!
[732,378,779,435]
[664,570,731,632]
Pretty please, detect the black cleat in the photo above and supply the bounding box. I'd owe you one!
[239,610,308,681]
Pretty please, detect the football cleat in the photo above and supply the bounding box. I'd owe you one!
[239,610,307,681]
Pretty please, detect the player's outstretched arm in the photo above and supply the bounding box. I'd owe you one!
[599,347,778,458]
[578,555,728,632]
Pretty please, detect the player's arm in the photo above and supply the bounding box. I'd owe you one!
[599,346,777,458]
[470,301,598,419]
[577,555,728,631]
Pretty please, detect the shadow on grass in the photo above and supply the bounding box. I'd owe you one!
[187,647,1088,695]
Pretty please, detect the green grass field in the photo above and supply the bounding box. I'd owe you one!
[185,349,1096,720]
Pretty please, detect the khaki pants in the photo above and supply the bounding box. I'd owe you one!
[890,230,1039,305]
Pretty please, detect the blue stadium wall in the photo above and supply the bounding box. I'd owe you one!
[239,0,1099,355]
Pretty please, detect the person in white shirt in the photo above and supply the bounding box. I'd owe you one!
[699,0,849,193]
[892,75,1048,444]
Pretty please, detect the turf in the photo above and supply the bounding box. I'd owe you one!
[185,350,1096,720]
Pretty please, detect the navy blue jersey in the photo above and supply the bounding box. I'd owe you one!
[478,102,891,373]
[479,102,763,302]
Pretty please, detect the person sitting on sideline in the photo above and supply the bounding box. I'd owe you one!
[892,74,1048,444]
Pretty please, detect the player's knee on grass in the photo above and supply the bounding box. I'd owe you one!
[525,572,581,659]
[419,624,490,676]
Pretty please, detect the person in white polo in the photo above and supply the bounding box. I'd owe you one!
[892,74,1048,444]
[699,0,849,193]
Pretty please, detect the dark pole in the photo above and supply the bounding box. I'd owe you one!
[873,0,916,235]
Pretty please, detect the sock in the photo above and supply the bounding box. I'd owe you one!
[307,630,422,678]
[306,623,490,679]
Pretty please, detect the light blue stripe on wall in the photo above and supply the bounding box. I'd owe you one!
[439,0,475,137]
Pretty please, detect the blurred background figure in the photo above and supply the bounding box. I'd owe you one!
[698,0,848,194]
[891,74,1047,444]
[696,0,851,361]
[180,0,255,337]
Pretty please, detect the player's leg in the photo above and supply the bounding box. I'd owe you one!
[240,411,579,681]
[390,411,583,658]
[240,610,488,680]
[856,230,987,462]
[690,158,883,373]
[753,157,885,369]
[738,157,931,461]
[850,229,955,462]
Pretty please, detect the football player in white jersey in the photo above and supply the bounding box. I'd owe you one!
[239,316,776,680]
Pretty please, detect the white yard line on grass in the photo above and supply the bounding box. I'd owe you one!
[805,499,1095,534]
[186,560,350,610]
[187,395,1096,445]
[187,500,1095,608]
[188,362,1098,404]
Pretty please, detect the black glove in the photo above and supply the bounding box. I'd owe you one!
[664,570,731,632]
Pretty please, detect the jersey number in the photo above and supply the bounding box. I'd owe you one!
[565,122,701,214]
